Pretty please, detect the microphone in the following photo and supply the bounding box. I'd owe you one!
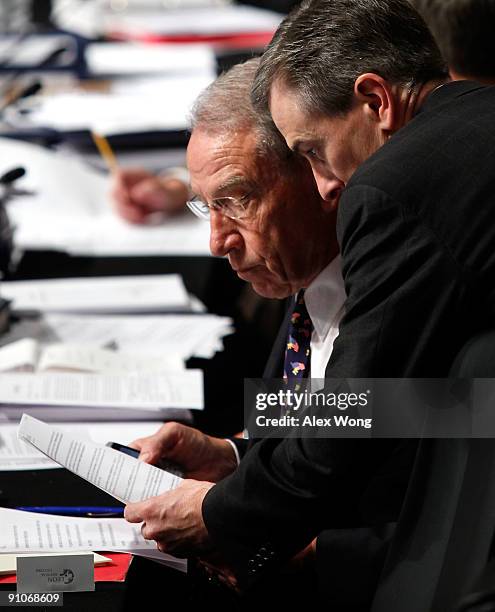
[0,166,34,201]
[0,166,24,278]
[0,166,26,185]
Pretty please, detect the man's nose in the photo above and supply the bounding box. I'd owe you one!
[314,172,345,207]
[209,210,242,257]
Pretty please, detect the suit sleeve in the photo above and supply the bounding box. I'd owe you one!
[202,185,470,582]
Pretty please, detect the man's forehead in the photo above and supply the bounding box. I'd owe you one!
[187,128,260,194]
[269,80,319,146]
[188,129,256,169]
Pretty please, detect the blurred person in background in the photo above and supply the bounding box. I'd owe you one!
[410,0,495,83]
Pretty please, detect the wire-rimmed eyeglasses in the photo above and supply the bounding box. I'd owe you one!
[186,193,253,221]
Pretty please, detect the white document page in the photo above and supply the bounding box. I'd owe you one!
[0,507,186,572]
[0,371,203,410]
[0,137,212,256]
[0,425,57,471]
[18,415,182,503]
[0,421,165,471]
[0,340,183,373]
[103,5,283,36]
[12,208,211,257]
[10,73,214,134]
[42,314,233,360]
[0,339,39,372]
[38,343,184,374]
[1,275,191,314]
[86,42,215,76]
[0,314,234,361]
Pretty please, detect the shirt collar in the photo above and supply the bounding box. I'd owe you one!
[303,255,345,341]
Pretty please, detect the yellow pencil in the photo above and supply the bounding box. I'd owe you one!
[91,131,119,174]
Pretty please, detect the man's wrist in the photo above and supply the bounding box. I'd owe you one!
[208,437,239,480]
[224,439,241,466]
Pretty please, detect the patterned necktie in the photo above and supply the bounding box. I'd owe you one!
[283,290,313,389]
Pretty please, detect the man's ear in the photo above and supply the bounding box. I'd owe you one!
[354,73,395,131]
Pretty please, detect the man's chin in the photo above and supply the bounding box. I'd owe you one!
[250,280,291,300]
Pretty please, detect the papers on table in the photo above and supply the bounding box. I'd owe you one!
[18,415,182,503]
[0,339,39,373]
[0,137,212,256]
[7,73,214,134]
[1,275,192,314]
[55,1,281,39]
[0,35,77,69]
[103,5,283,38]
[0,421,165,471]
[0,370,203,413]
[14,208,212,256]
[0,339,183,374]
[0,313,234,362]
[0,423,60,471]
[0,507,186,572]
[86,42,215,77]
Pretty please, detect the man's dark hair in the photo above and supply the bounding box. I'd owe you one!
[410,0,495,79]
[252,0,448,117]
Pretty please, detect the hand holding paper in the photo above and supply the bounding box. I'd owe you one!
[131,421,238,482]
[18,415,182,504]
[124,479,214,557]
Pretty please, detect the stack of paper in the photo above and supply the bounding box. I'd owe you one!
[0,338,183,373]
[0,313,234,361]
[0,137,211,256]
[0,370,203,421]
[0,275,193,315]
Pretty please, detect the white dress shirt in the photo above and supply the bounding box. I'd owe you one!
[304,255,346,380]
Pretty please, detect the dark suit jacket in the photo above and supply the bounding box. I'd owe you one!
[203,81,495,598]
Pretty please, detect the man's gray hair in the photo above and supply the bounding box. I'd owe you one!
[252,0,448,118]
[190,58,290,161]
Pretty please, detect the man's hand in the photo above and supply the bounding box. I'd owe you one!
[111,168,188,223]
[130,421,238,482]
[124,479,214,557]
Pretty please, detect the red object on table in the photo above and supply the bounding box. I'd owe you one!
[108,30,276,49]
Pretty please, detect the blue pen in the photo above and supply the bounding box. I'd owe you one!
[15,506,124,517]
